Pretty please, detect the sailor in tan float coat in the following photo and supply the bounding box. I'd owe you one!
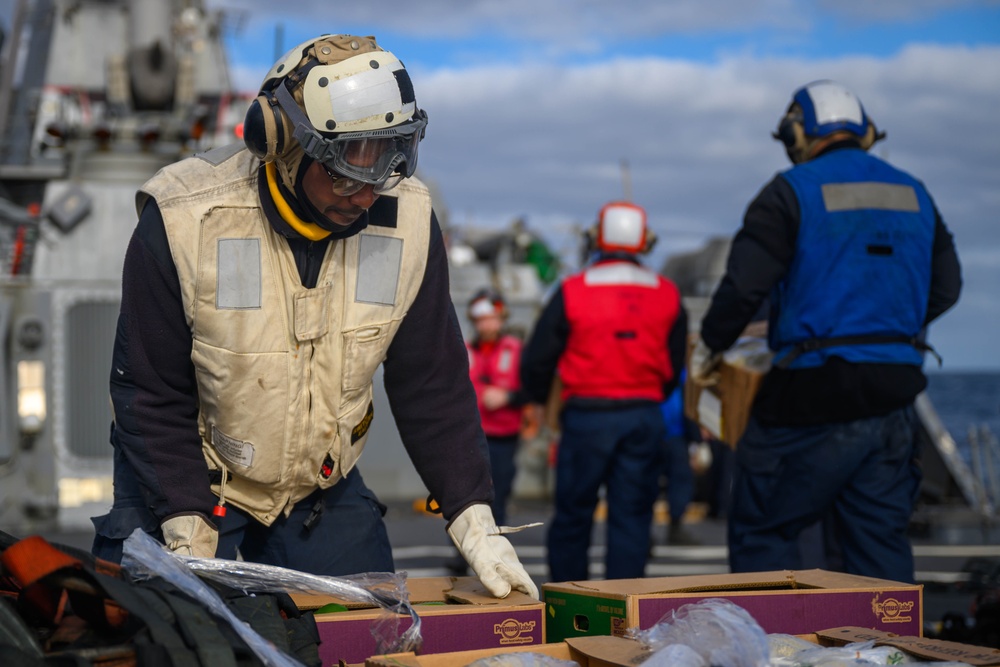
[92,33,537,600]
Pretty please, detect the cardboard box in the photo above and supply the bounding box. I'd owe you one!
[542,569,922,643]
[684,337,767,447]
[292,577,545,666]
[814,627,1000,666]
[366,635,649,667]
[366,627,1000,667]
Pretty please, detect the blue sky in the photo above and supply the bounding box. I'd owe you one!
[3,0,997,370]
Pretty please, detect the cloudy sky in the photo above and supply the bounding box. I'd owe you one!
[206,0,1000,369]
[4,1,998,370]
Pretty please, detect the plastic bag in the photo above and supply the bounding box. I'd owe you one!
[466,652,579,667]
[626,598,769,667]
[643,643,707,667]
[722,336,773,373]
[780,639,918,665]
[768,633,822,659]
[121,528,422,665]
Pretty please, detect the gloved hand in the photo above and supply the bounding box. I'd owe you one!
[690,338,723,387]
[161,513,219,558]
[447,504,539,599]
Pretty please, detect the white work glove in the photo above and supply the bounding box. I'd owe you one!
[447,504,539,599]
[161,513,219,558]
[689,338,723,387]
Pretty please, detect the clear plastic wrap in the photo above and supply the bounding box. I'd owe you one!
[466,652,579,667]
[643,643,707,667]
[121,528,421,666]
[722,336,773,373]
[768,633,823,659]
[625,598,769,667]
[782,641,916,665]
[774,639,978,666]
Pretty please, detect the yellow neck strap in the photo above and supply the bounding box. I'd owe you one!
[264,162,331,241]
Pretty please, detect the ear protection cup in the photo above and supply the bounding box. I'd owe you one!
[243,92,293,162]
[858,120,887,151]
[773,111,803,149]
[643,228,658,254]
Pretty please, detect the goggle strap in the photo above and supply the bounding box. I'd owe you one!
[274,83,337,162]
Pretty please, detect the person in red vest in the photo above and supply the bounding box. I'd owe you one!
[465,288,529,526]
[521,201,688,582]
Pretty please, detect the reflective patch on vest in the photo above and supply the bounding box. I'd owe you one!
[498,349,513,373]
[217,239,261,309]
[356,235,402,305]
[822,182,920,213]
[212,425,255,468]
[584,262,659,287]
[351,401,374,445]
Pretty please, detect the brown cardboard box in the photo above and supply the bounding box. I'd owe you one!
[292,577,544,666]
[684,337,766,447]
[813,627,1000,665]
[543,569,922,643]
[366,636,649,667]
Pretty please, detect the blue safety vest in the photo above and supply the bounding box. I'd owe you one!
[770,148,936,369]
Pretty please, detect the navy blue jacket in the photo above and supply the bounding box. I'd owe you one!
[701,140,962,426]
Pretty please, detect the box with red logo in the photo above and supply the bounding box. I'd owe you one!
[543,569,922,643]
[291,577,544,666]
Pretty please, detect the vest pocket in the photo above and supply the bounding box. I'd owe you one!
[341,325,389,397]
[324,389,373,484]
[192,339,287,484]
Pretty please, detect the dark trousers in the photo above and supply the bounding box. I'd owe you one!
[727,406,921,583]
[662,435,694,524]
[488,435,520,526]
[92,446,393,576]
[547,404,665,582]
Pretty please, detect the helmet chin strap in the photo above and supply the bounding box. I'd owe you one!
[265,162,332,241]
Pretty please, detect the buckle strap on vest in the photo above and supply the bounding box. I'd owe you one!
[774,334,941,370]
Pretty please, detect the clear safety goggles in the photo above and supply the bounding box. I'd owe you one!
[316,130,421,196]
[320,161,403,196]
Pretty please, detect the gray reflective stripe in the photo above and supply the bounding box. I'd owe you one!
[356,234,402,305]
[822,182,920,212]
[217,238,261,309]
[195,142,243,166]
[583,262,659,287]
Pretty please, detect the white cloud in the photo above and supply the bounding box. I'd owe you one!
[403,45,1000,366]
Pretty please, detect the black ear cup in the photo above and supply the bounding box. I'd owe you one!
[775,116,798,148]
[644,228,658,254]
[243,93,292,161]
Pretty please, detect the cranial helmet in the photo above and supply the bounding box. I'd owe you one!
[467,288,507,320]
[243,34,428,194]
[591,201,655,255]
[773,80,884,164]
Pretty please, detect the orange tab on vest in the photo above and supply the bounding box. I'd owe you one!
[1,535,81,588]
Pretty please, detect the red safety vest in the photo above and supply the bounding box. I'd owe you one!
[559,259,680,402]
[467,335,524,437]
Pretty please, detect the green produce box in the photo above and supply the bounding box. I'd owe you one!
[543,569,921,642]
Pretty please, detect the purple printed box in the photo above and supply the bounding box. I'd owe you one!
[292,577,544,666]
[543,569,922,642]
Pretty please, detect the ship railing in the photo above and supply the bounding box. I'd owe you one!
[968,424,1000,522]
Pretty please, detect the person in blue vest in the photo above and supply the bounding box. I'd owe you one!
[690,81,962,583]
[521,201,688,582]
[659,369,699,545]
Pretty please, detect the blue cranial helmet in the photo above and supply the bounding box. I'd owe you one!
[791,80,869,138]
